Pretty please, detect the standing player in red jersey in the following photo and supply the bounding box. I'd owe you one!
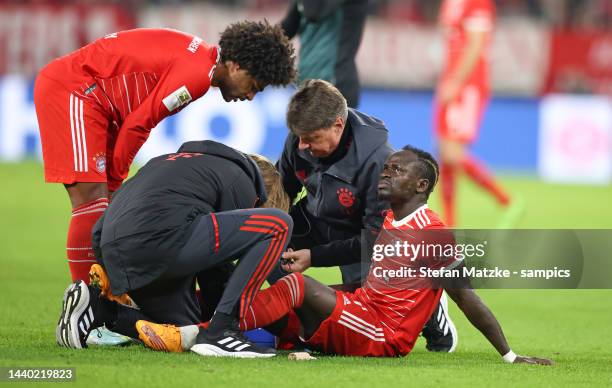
[34,21,296,284]
[435,0,513,227]
[135,146,551,364]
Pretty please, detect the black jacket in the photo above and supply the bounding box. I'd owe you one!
[93,140,267,294]
[278,108,394,267]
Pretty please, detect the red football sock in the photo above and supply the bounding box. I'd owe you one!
[66,198,108,283]
[239,273,304,331]
[440,162,456,227]
[461,155,510,206]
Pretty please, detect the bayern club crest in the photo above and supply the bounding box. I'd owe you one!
[93,152,106,173]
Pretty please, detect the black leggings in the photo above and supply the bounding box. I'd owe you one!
[101,208,293,335]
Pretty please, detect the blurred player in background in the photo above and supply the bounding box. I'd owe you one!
[281,0,368,107]
[34,21,295,286]
[435,0,514,227]
[137,146,550,365]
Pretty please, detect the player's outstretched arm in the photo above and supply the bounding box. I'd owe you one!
[444,287,552,365]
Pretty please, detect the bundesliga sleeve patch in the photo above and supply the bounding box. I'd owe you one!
[162,85,193,112]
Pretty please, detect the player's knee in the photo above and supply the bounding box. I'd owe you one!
[258,208,293,234]
[302,276,317,296]
[443,155,461,166]
[303,276,332,300]
[439,143,464,165]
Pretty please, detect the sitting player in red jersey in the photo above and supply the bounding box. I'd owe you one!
[34,21,296,286]
[135,146,551,364]
[435,0,515,227]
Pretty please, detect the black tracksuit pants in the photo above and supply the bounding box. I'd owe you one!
[105,208,292,333]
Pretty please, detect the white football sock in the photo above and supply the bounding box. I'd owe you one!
[179,325,199,350]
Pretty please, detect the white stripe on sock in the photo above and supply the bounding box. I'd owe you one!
[279,277,294,306]
[287,274,299,306]
[285,275,297,306]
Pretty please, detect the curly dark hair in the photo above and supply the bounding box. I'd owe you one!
[219,20,296,87]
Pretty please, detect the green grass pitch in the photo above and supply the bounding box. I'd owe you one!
[1,162,611,387]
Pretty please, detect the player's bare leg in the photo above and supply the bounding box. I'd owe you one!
[294,276,337,339]
[439,139,466,166]
[438,139,465,227]
[439,139,512,226]
[65,181,109,208]
[136,274,336,352]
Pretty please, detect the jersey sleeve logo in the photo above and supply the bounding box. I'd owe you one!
[162,85,193,112]
[187,36,203,53]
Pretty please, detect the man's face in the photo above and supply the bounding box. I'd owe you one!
[219,61,263,102]
[296,118,344,158]
[378,151,428,203]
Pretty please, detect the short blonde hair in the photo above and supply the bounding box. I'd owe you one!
[249,154,290,212]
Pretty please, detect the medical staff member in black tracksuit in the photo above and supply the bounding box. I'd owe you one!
[56,140,292,358]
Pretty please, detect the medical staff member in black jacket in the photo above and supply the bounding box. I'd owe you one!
[55,141,292,358]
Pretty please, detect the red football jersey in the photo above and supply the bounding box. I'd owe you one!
[439,0,495,92]
[354,205,460,355]
[38,28,219,186]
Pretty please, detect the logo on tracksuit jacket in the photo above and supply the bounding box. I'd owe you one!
[337,188,355,210]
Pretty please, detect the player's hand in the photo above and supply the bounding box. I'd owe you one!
[281,248,311,273]
[513,356,553,365]
[438,78,462,105]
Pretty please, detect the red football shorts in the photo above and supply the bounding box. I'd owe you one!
[34,73,112,184]
[435,85,488,144]
[301,291,396,357]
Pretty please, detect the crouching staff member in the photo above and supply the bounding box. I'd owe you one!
[56,141,292,358]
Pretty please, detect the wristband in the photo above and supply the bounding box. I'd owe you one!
[502,350,517,363]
